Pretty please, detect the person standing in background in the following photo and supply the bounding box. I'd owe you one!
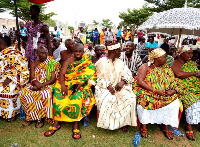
[137,30,144,43]
[93,28,99,46]
[15,5,52,65]
[100,28,105,45]
[19,22,27,37]
[116,26,122,43]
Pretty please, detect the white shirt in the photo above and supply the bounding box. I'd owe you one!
[53,45,67,62]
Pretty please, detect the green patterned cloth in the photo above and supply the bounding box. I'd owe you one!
[177,61,200,109]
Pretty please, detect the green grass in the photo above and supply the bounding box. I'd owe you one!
[1,109,200,147]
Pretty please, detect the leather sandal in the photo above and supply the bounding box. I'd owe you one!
[22,120,32,127]
[140,128,148,138]
[45,118,54,125]
[35,120,44,128]
[44,125,61,137]
[7,117,16,122]
[186,131,195,141]
[163,130,173,140]
[72,129,81,140]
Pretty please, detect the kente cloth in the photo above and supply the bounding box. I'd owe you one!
[20,57,60,121]
[133,64,179,110]
[0,47,29,119]
[176,61,200,109]
[95,57,137,130]
[53,54,96,122]
[25,22,48,64]
[148,48,166,66]
[137,99,180,127]
[121,51,142,75]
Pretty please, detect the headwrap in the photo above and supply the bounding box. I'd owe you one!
[107,43,120,50]
[178,45,192,55]
[148,48,166,66]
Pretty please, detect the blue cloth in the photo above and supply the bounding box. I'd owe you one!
[93,30,98,40]
[145,42,158,49]
[117,29,121,37]
[20,27,27,36]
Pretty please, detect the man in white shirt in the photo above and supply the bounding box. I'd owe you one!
[52,38,67,62]
[95,43,137,131]
[84,41,95,56]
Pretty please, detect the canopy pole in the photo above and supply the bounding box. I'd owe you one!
[177,28,182,52]
[14,0,21,50]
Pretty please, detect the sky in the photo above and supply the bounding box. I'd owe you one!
[0,0,145,27]
[45,0,145,26]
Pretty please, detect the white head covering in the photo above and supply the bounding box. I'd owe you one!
[107,43,120,51]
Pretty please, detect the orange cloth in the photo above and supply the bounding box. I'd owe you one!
[100,31,104,45]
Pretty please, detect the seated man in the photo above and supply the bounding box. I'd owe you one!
[0,36,29,122]
[121,42,142,77]
[84,41,95,56]
[60,39,75,64]
[95,43,137,131]
[92,45,106,63]
[19,46,60,128]
[44,43,96,139]
[52,38,67,62]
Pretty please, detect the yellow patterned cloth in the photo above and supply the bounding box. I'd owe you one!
[176,61,200,109]
[20,57,60,121]
[53,54,96,122]
[0,47,29,119]
[133,64,179,110]
[148,48,166,66]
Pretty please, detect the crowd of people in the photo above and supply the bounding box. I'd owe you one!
[0,5,200,142]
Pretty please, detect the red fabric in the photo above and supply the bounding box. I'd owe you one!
[28,0,53,4]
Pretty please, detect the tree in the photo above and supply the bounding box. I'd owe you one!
[119,6,153,28]
[101,19,113,28]
[93,20,99,26]
[68,26,74,33]
[43,18,56,27]
[0,0,56,21]
[144,0,200,12]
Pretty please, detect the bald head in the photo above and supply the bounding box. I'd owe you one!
[65,39,75,51]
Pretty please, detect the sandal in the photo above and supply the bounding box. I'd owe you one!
[7,117,16,122]
[35,120,44,128]
[22,120,32,127]
[121,126,128,132]
[72,129,81,140]
[163,130,173,140]
[45,118,54,125]
[140,128,148,138]
[186,131,195,141]
[44,125,61,137]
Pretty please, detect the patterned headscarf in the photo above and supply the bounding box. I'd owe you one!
[178,45,192,55]
[148,48,166,66]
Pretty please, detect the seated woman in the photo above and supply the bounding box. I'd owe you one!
[171,45,200,141]
[134,48,180,140]
[19,46,60,128]
[44,43,96,139]
[0,36,29,122]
